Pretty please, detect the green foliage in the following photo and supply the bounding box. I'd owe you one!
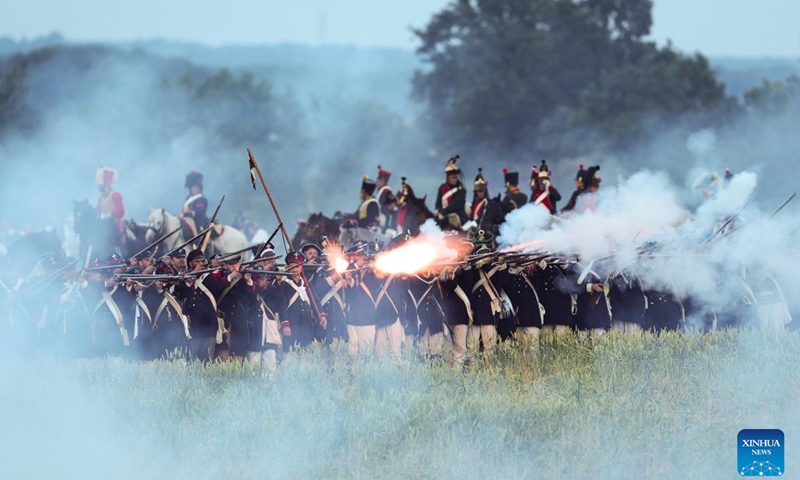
[412,0,733,158]
[0,62,38,138]
[5,330,799,479]
[744,75,800,116]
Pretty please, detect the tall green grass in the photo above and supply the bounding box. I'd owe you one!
[3,330,798,479]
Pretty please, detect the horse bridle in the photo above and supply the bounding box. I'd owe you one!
[148,209,167,236]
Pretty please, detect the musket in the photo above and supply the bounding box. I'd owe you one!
[248,148,326,327]
[255,222,282,258]
[160,226,213,260]
[23,259,80,294]
[240,269,294,276]
[129,225,181,260]
[200,195,226,254]
[85,263,128,272]
[114,267,222,281]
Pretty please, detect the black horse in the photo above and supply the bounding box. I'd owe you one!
[73,199,124,262]
[475,194,507,240]
[292,212,341,249]
[3,231,65,277]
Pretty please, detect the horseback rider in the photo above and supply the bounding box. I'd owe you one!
[530,160,561,215]
[376,165,398,233]
[434,155,468,229]
[501,167,528,213]
[95,166,126,246]
[178,171,209,237]
[345,175,380,230]
[469,167,489,227]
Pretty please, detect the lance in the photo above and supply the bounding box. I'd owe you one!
[247,148,327,328]
[160,226,213,260]
[129,225,181,260]
[200,195,226,254]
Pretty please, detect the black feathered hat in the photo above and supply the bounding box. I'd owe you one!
[474,167,487,190]
[185,171,203,189]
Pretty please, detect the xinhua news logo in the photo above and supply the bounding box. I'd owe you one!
[738,429,784,476]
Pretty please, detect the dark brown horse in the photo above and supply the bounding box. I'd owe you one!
[292,212,341,248]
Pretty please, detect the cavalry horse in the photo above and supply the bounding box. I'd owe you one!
[292,212,341,250]
[146,208,249,257]
[73,199,125,262]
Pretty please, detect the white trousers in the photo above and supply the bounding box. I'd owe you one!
[245,350,278,372]
[541,324,571,334]
[469,325,496,354]
[419,327,444,357]
[612,320,642,334]
[347,325,376,356]
[375,319,404,362]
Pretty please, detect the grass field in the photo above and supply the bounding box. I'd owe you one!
[2,330,798,480]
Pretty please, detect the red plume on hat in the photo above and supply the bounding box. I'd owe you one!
[377,165,391,181]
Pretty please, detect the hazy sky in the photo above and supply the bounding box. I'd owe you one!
[1,0,798,57]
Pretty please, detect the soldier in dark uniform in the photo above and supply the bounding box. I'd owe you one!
[344,242,377,356]
[151,261,190,358]
[376,165,398,233]
[216,256,255,363]
[172,249,219,361]
[277,251,318,352]
[537,259,579,334]
[503,261,545,343]
[608,269,647,334]
[248,268,288,370]
[345,176,380,230]
[178,171,209,237]
[435,155,468,229]
[439,262,472,364]
[577,263,612,338]
[461,231,508,355]
[501,168,528,214]
[645,288,684,333]
[311,260,348,347]
[172,248,188,273]
[408,270,446,360]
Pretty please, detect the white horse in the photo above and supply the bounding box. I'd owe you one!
[146,208,186,252]
[339,227,390,250]
[147,208,250,258]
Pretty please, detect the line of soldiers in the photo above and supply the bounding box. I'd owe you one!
[3,221,790,367]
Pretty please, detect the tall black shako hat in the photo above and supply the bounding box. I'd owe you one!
[361,174,377,196]
[185,171,203,189]
[503,167,519,187]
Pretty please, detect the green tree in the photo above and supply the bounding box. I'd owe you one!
[413,0,731,158]
[0,62,38,139]
[744,75,800,116]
